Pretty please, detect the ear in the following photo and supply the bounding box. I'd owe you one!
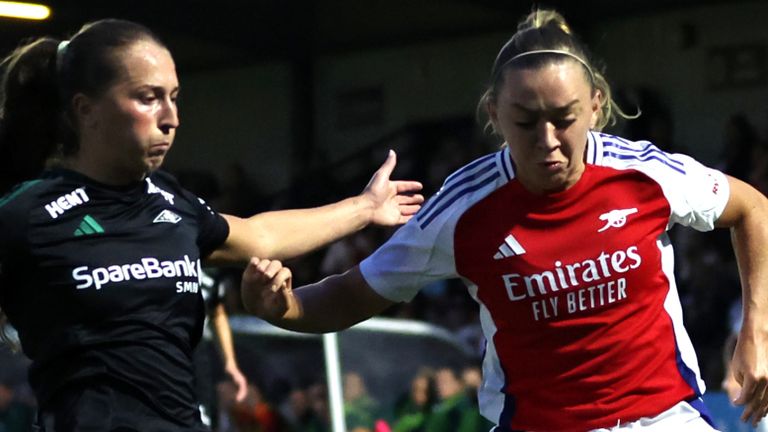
[589,89,602,129]
[486,98,500,134]
[71,93,98,129]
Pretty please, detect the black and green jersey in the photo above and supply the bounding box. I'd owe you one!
[0,168,229,427]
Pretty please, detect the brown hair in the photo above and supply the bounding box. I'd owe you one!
[0,19,165,194]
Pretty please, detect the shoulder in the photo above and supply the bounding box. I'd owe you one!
[0,176,63,215]
[587,131,687,175]
[0,177,64,248]
[415,149,512,231]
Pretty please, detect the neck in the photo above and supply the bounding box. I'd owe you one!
[61,154,147,186]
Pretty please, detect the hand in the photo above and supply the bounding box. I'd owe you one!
[362,150,424,226]
[731,330,768,426]
[225,364,249,403]
[241,257,294,321]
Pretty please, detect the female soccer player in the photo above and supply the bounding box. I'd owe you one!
[242,9,768,431]
[0,19,422,431]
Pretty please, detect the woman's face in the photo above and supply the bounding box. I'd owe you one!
[488,61,599,194]
[82,40,179,180]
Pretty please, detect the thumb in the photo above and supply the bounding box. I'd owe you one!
[376,149,397,179]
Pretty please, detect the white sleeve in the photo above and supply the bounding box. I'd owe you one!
[665,154,729,231]
[359,148,510,302]
[359,215,458,303]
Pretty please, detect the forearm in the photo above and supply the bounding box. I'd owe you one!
[212,196,374,264]
[249,196,374,259]
[257,267,394,333]
[732,215,768,333]
[723,178,768,332]
[212,305,240,370]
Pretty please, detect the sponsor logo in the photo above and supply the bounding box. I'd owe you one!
[501,246,642,321]
[597,208,638,232]
[72,255,201,290]
[501,246,641,302]
[45,187,89,219]
[493,234,526,260]
[146,178,175,204]
[74,215,104,236]
[153,209,182,224]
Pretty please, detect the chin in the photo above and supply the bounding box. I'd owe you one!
[145,157,166,173]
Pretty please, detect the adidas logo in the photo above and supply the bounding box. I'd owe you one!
[74,215,104,236]
[153,209,182,224]
[493,234,526,260]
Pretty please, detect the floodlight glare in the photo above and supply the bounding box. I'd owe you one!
[0,1,50,20]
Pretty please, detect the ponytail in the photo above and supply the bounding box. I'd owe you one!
[0,38,62,194]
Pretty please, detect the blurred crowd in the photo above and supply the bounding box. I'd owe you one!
[209,366,492,432]
[2,89,768,431]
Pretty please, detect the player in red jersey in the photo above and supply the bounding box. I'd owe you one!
[241,9,768,431]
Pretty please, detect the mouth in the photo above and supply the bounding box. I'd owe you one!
[540,160,563,171]
[148,143,171,157]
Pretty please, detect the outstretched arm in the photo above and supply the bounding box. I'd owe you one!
[717,175,768,426]
[240,258,395,333]
[207,150,423,264]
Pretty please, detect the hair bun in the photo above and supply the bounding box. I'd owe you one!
[518,9,572,35]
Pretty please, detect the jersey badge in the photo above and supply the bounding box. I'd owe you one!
[493,234,526,260]
[153,209,182,224]
[597,208,638,232]
[74,215,105,236]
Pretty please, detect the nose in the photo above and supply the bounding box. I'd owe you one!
[158,97,179,135]
[535,121,559,151]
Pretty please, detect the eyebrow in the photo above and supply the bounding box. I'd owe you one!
[512,99,581,115]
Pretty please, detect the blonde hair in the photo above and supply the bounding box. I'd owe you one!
[478,9,635,133]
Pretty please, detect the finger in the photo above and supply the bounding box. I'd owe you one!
[736,375,757,405]
[235,379,248,402]
[397,204,422,217]
[748,379,768,426]
[263,259,283,278]
[255,258,272,273]
[394,180,423,193]
[273,267,293,292]
[738,377,759,423]
[242,257,263,281]
[375,149,397,179]
[396,194,425,205]
[755,387,768,427]
[745,392,768,427]
[257,259,283,280]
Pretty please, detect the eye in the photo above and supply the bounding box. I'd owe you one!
[515,120,536,130]
[553,118,576,129]
[139,93,157,104]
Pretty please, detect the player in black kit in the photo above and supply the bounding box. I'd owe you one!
[0,19,423,431]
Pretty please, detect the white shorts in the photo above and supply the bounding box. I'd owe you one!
[589,400,717,432]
